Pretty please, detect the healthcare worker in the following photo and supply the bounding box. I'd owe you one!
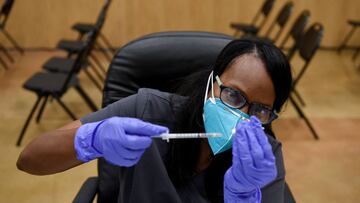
[17,38,292,203]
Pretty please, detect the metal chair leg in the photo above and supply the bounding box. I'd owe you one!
[0,55,8,70]
[1,29,24,55]
[74,85,98,112]
[337,26,356,54]
[83,68,103,92]
[17,96,43,146]
[292,88,306,106]
[352,48,359,61]
[0,43,15,63]
[54,97,77,120]
[36,95,49,123]
[90,54,106,74]
[99,32,116,53]
[88,60,105,81]
[95,42,112,62]
[289,95,319,140]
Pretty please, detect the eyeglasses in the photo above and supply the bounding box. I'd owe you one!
[215,75,278,125]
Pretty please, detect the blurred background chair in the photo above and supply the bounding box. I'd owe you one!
[288,23,324,140]
[16,31,99,146]
[230,0,276,38]
[57,0,113,71]
[72,0,115,54]
[70,31,296,203]
[279,10,311,58]
[260,1,294,43]
[42,11,108,92]
[337,20,360,54]
[0,0,24,55]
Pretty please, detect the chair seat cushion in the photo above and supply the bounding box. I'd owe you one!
[72,23,96,34]
[230,23,259,34]
[23,72,78,94]
[43,57,75,73]
[57,40,85,53]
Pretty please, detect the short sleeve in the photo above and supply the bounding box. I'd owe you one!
[80,94,138,124]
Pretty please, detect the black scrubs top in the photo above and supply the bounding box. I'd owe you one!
[80,88,286,203]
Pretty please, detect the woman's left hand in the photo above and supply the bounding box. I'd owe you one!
[223,116,277,202]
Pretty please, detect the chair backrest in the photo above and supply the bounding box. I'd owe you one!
[280,10,310,50]
[264,1,294,42]
[252,0,276,29]
[102,31,233,107]
[293,23,324,85]
[0,0,15,27]
[60,29,100,92]
[94,0,111,28]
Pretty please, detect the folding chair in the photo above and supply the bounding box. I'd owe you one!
[337,20,360,53]
[57,0,112,70]
[72,0,115,54]
[0,0,24,55]
[279,10,311,58]
[230,0,276,38]
[289,23,324,140]
[68,31,295,203]
[43,12,107,92]
[16,32,99,146]
[260,1,294,43]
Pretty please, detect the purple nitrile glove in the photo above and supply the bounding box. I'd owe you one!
[74,117,169,167]
[224,116,277,203]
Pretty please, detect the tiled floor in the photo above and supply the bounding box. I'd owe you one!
[0,49,359,202]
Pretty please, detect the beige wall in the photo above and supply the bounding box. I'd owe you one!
[1,0,359,48]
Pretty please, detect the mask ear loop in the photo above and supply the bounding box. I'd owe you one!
[204,71,215,104]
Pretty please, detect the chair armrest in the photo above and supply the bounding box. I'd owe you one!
[72,177,99,203]
[284,182,296,203]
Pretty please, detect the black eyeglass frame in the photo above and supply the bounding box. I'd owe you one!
[215,75,278,125]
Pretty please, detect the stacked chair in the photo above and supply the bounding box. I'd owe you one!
[71,0,115,54]
[42,8,110,92]
[231,0,294,45]
[230,0,276,38]
[16,23,104,146]
[0,0,24,70]
[56,0,113,77]
[287,23,324,140]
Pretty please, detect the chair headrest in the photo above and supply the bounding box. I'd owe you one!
[102,31,233,107]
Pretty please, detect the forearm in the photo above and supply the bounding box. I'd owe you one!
[17,120,83,175]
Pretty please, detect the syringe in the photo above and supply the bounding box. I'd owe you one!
[153,133,222,142]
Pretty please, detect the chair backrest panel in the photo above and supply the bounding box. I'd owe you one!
[0,0,14,27]
[261,0,276,16]
[102,31,233,107]
[299,23,324,61]
[276,1,294,27]
[290,10,310,41]
[1,0,14,16]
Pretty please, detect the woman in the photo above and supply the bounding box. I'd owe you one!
[17,38,292,203]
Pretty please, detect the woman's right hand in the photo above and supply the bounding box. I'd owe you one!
[74,117,169,167]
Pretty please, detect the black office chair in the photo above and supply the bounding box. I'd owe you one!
[288,23,324,140]
[0,0,24,55]
[230,0,276,38]
[16,32,99,146]
[279,10,311,58]
[71,31,295,203]
[72,0,115,54]
[261,1,294,43]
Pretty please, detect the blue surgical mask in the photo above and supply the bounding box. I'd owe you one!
[203,71,250,155]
